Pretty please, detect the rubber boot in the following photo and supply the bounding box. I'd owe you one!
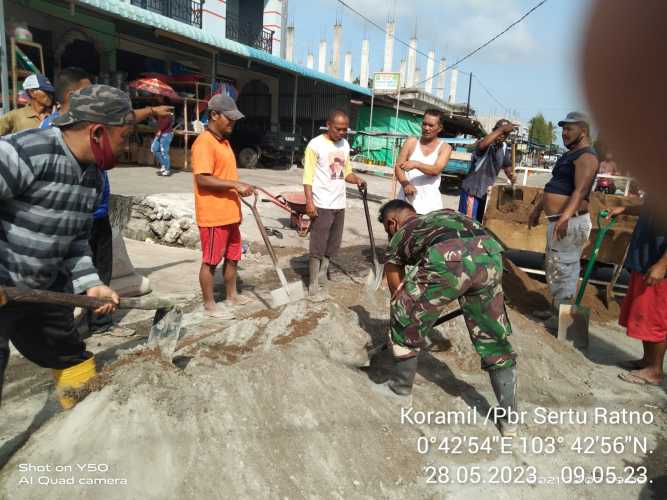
[544,297,571,332]
[489,365,518,437]
[52,356,97,410]
[388,356,419,396]
[319,257,330,288]
[308,257,321,296]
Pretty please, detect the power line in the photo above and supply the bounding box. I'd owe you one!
[414,0,548,87]
[473,74,507,113]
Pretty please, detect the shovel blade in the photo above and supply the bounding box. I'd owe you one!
[147,306,183,361]
[366,261,384,291]
[270,281,305,308]
[557,304,590,349]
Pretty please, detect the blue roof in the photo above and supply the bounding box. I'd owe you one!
[78,0,371,96]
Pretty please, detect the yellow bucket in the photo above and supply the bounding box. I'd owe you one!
[52,356,97,410]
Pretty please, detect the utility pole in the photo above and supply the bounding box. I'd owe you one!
[466,72,473,117]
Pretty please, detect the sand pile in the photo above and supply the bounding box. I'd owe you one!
[502,259,618,323]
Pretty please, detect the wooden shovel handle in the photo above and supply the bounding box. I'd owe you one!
[0,287,173,311]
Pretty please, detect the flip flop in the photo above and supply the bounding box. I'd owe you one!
[618,371,661,386]
[617,359,645,370]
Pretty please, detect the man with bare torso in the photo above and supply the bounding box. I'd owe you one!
[528,112,599,330]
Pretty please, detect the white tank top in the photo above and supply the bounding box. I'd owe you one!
[398,139,444,214]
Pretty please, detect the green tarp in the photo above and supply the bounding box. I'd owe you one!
[352,106,422,166]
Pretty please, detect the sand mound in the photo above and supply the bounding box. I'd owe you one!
[503,259,618,324]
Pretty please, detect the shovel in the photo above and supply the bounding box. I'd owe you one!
[242,192,305,307]
[359,184,384,290]
[557,210,616,349]
[498,144,523,207]
[0,287,183,360]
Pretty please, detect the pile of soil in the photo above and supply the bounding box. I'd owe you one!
[502,259,617,323]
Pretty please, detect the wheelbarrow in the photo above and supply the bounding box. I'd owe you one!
[257,187,311,236]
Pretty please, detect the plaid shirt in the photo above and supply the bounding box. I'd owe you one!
[0,127,102,293]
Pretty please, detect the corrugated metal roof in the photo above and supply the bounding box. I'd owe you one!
[77,0,371,96]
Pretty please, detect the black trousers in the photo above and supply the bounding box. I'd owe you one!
[90,215,113,285]
[0,302,91,403]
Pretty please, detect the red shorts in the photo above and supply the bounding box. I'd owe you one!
[199,224,242,265]
[619,272,667,342]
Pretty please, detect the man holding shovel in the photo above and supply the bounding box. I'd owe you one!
[377,200,518,436]
[0,85,134,404]
[528,112,599,331]
[303,110,366,295]
[192,95,255,318]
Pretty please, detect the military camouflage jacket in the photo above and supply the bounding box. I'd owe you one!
[385,209,504,267]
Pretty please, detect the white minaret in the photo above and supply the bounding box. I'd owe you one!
[318,39,327,73]
[330,21,342,78]
[414,67,422,89]
[399,58,406,87]
[436,58,446,100]
[425,50,435,93]
[406,36,417,87]
[306,51,314,69]
[344,52,353,82]
[449,68,459,104]
[360,38,369,88]
[383,20,395,72]
[285,26,295,62]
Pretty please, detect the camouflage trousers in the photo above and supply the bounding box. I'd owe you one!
[390,251,516,371]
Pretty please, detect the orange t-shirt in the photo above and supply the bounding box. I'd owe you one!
[191,130,241,227]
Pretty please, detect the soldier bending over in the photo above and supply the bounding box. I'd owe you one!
[377,199,518,436]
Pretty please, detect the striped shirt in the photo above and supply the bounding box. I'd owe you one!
[0,127,102,293]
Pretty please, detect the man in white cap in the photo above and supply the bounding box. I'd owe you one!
[528,111,599,330]
[191,94,255,318]
[0,73,54,135]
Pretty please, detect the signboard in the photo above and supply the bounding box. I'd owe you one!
[373,72,401,94]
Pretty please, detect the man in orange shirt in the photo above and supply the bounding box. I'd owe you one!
[192,95,255,318]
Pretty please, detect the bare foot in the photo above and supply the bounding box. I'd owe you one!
[203,303,235,319]
[225,294,252,306]
[618,369,663,386]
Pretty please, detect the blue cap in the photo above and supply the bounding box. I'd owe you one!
[22,73,55,93]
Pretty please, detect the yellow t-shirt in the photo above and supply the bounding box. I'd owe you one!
[302,134,352,210]
[191,130,241,227]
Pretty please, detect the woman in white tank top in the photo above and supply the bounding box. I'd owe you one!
[397,139,446,214]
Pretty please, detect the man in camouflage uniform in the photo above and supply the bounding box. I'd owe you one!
[377,199,518,435]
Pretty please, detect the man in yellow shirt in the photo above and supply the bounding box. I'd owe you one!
[191,95,255,318]
[0,74,54,135]
[303,109,366,295]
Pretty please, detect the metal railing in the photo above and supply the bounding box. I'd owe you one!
[131,0,203,28]
[225,16,273,53]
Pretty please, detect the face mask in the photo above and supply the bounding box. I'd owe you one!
[90,128,117,170]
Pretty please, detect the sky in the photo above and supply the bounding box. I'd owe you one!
[287,0,591,129]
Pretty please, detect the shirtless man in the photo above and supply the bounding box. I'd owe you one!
[528,112,599,330]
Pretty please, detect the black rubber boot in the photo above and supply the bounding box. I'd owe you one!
[489,365,518,437]
[388,356,419,396]
[308,257,321,296]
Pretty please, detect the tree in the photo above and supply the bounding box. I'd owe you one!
[528,113,555,146]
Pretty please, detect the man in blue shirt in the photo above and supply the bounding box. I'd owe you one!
[606,203,667,386]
